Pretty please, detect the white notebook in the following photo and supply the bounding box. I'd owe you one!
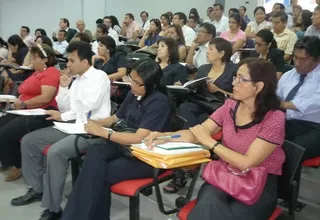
[7,108,47,116]
[133,142,204,155]
[53,122,112,135]
[0,95,18,102]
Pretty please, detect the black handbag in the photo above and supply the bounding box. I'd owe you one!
[190,92,225,112]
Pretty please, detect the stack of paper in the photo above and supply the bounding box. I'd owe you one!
[0,95,18,102]
[135,142,204,155]
[6,108,47,116]
[53,122,112,135]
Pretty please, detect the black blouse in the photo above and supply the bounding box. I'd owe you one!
[94,52,128,75]
[250,48,285,73]
[162,63,188,85]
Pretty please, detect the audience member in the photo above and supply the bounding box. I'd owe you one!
[245,6,271,40]
[187,16,198,31]
[140,11,150,33]
[121,13,141,41]
[149,58,285,220]
[20,26,30,41]
[272,12,297,63]
[228,8,239,16]
[157,37,187,85]
[34,28,47,37]
[11,41,111,220]
[58,18,77,43]
[139,19,161,48]
[53,30,68,57]
[228,8,247,31]
[110,15,122,35]
[211,3,229,35]
[292,5,303,28]
[35,36,53,48]
[73,32,91,44]
[305,5,320,38]
[103,16,120,45]
[167,11,174,22]
[159,13,171,36]
[252,29,285,79]
[172,12,196,47]
[204,7,214,23]
[293,10,313,39]
[92,24,108,55]
[220,13,246,53]
[61,59,174,220]
[0,44,60,182]
[92,36,128,80]
[165,24,187,61]
[186,23,216,69]
[239,6,250,23]
[96,18,103,25]
[189,8,201,24]
[277,36,320,160]
[272,3,294,28]
[0,37,9,60]
[76,20,93,42]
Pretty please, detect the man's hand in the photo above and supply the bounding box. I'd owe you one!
[60,71,73,87]
[46,110,62,121]
[84,120,106,137]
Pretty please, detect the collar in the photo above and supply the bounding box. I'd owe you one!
[65,28,70,32]
[274,28,291,36]
[79,66,95,79]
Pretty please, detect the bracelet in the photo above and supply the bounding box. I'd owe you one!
[211,141,220,152]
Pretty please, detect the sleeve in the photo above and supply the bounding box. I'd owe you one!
[304,26,312,37]
[257,111,285,145]
[174,65,188,84]
[284,33,297,56]
[185,31,196,47]
[210,99,233,127]
[219,31,227,39]
[17,48,29,65]
[292,86,320,114]
[116,92,134,119]
[138,95,172,131]
[116,53,129,69]
[56,86,71,113]
[239,31,246,41]
[39,68,60,87]
[134,23,141,32]
[273,50,285,73]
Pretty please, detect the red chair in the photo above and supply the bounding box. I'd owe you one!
[302,156,320,167]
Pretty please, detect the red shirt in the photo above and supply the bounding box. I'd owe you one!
[210,99,286,175]
[19,67,60,109]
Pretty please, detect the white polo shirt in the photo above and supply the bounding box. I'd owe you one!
[212,16,229,34]
[182,25,196,47]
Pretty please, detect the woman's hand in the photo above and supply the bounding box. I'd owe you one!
[189,124,214,147]
[207,82,220,93]
[84,120,106,137]
[143,131,167,148]
[12,99,22,110]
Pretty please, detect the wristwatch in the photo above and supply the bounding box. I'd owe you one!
[20,102,27,109]
[211,141,220,152]
[107,129,113,140]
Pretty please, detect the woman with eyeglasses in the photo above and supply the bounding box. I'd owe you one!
[145,58,285,220]
[139,19,162,48]
[61,59,173,220]
[0,44,60,181]
[251,29,285,80]
[165,24,187,61]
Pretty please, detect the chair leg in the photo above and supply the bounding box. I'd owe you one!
[71,159,80,186]
[129,196,140,220]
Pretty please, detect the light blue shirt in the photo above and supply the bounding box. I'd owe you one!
[277,64,320,123]
[53,40,68,57]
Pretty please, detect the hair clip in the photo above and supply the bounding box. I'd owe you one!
[36,43,48,58]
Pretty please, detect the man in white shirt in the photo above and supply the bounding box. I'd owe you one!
[91,24,108,54]
[186,23,216,69]
[103,16,120,45]
[140,11,150,34]
[212,3,229,35]
[172,12,196,47]
[20,26,30,41]
[11,41,111,220]
[53,30,68,57]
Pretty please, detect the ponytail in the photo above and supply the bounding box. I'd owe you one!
[269,39,277,49]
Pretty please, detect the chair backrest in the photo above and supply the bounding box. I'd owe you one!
[277,140,305,201]
[173,115,187,131]
[110,101,118,115]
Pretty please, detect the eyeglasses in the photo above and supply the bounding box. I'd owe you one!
[197,30,208,35]
[127,75,144,87]
[233,76,252,84]
[36,44,48,58]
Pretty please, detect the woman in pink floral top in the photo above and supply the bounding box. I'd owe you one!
[146,58,285,220]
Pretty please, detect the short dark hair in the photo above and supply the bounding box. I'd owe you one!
[140,11,149,17]
[30,44,57,67]
[97,36,117,56]
[7,34,27,50]
[294,36,320,60]
[35,36,53,48]
[273,3,285,10]
[240,6,247,12]
[271,11,288,23]
[254,6,266,15]
[110,15,121,28]
[96,18,103,24]
[61,18,70,27]
[97,24,108,35]
[209,38,233,63]
[35,28,47,36]
[229,13,241,25]
[59,30,67,37]
[66,41,93,65]
[238,58,280,123]
[74,33,91,44]
[168,24,185,46]
[21,26,30,33]
[157,37,179,64]
[199,23,216,38]
[103,16,111,21]
[256,29,277,49]
[229,8,239,14]
[161,13,170,23]
[174,12,187,24]
[0,37,8,48]
[213,3,224,11]
[126,13,135,20]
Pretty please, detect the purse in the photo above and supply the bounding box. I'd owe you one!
[202,160,268,205]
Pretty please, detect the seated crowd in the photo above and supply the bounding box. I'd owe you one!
[0,2,320,220]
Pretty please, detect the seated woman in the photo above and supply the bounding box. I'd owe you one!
[292,5,303,30]
[250,29,285,79]
[0,44,60,181]
[157,37,187,85]
[0,37,9,61]
[292,10,312,40]
[163,38,237,194]
[245,7,271,41]
[35,28,47,37]
[139,18,162,48]
[220,13,246,54]
[1,35,33,93]
[92,36,128,81]
[146,58,285,220]
[110,15,122,35]
[159,13,171,36]
[165,24,187,61]
[35,36,53,48]
[60,59,173,220]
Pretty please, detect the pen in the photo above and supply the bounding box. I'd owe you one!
[154,134,181,140]
[87,111,92,119]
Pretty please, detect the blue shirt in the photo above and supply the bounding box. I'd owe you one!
[277,64,320,123]
[144,34,161,46]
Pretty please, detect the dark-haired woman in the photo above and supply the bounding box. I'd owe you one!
[189,8,202,24]
[165,24,187,61]
[245,6,271,40]
[110,15,122,35]
[157,37,187,85]
[159,13,171,36]
[0,44,60,181]
[35,28,47,37]
[251,29,285,79]
[35,36,53,48]
[92,36,128,81]
[146,58,285,220]
[293,10,313,39]
[61,59,173,220]
[139,19,162,48]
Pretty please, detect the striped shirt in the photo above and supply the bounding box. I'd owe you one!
[273,28,297,56]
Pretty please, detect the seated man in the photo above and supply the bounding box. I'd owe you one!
[121,13,141,41]
[271,12,297,63]
[277,36,320,160]
[91,24,108,55]
[75,20,93,42]
[172,12,196,47]
[59,18,77,43]
[10,41,111,220]
[103,16,120,45]
[53,30,68,57]
[305,5,320,39]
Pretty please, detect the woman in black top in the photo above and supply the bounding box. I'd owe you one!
[251,29,285,80]
[157,37,187,85]
[92,36,128,81]
[61,59,173,220]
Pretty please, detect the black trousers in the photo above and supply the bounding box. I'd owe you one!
[285,119,320,161]
[178,102,210,129]
[61,142,157,220]
[188,175,278,220]
[0,114,53,168]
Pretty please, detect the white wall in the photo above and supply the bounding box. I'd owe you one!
[0,0,262,40]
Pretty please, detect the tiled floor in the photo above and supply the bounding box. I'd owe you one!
[0,167,320,220]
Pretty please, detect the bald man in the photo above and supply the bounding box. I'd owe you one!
[76,20,93,42]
